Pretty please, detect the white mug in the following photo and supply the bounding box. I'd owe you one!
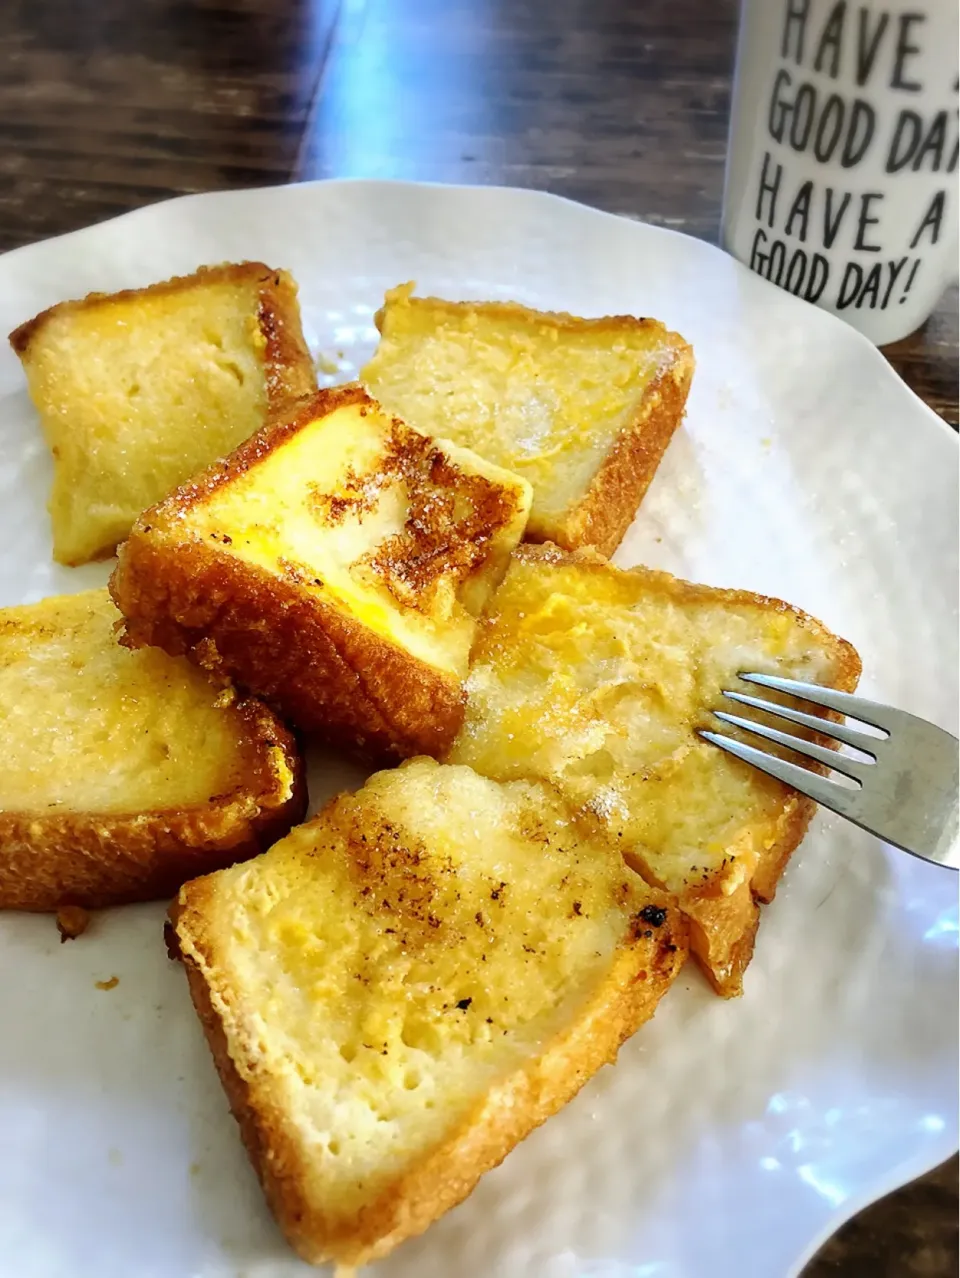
[722,0,958,346]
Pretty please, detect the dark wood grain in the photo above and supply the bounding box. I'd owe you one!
[0,0,341,253]
[0,1,956,1273]
[883,294,959,428]
[808,1157,958,1278]
[299,0,736,237]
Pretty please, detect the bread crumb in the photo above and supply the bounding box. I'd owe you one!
[315,352,340,375]
[95,975,119,990]
[56,904,90,942]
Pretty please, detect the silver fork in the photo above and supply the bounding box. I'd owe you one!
[700,674,959,870]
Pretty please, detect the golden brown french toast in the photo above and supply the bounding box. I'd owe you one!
[169,757,686,1268]
[9,262,317,566]
[361,282,694,556]
[447,545,861,996]
[0,589,305,911]
[110,385,532,762]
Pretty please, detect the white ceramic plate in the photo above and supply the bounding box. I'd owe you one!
[0,181,956,1278]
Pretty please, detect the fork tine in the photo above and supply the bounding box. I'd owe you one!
[712,711,868,781]
[739,673,893,733]
[699,729,857,812]
[722,690,880,756]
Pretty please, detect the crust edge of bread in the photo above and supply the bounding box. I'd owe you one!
[373,283,686,341]
[541,342,695,556]
[0,698,306,911]
[642,793,817,998]
[111,525,466,763]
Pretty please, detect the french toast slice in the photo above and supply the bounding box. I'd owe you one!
[360,282,694,556]
[9,262,317,565]
[447,545,861,997]
[110,385,532,762]
[169,757,686,1268]
[0,589,305,911]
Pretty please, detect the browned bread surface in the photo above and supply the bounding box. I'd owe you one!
[111,385,532,762]
[361,282,695,556]
[170,758,686,1267]
[447,544,861,996]
[0,589,305,911]
[10,262,317,565]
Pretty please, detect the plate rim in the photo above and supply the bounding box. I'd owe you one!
[0,175,956,1277]
[1,175,957,453]
[787,1135,959,1278]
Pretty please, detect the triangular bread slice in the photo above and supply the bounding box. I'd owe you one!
[169,756,686,1268]
[0,589,304,910]
[9,262,317,565]
[446,545,861,996]
[360,282,694,556]
[111,385,532,762]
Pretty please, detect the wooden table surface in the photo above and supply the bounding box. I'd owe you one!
[1,0,957,1273]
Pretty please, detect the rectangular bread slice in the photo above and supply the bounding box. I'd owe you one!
[0,589,305,911]
[360,282,694,556]
[446,545,861,997]
[111,385,532,763]
[9,262,317,565]
[169,756,686,1268]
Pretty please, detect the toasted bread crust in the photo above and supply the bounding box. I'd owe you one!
[472,544,862,998]
[110,386,469,762]
[550,346,694,556]
[248,267,318,412]
[681,884,761,998]
[374,291,682,343]
[0,701,305,912]
[169,881,321,1258]
[169,876,686,1267]
[666,794,817,998]
[112,529,464,762]
[750,797,818,904]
